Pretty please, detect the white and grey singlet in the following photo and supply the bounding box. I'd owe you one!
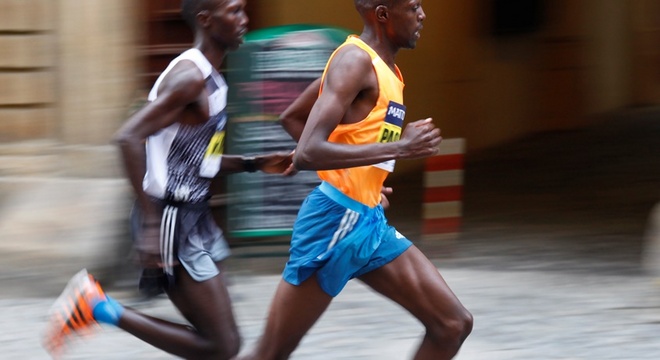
[143,48,228,203]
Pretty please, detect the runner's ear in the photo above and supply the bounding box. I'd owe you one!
[197,10,211,28]
[376,5,388,21]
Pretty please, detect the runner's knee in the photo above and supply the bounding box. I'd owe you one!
[203,330,241,360]
[425,307,473,347]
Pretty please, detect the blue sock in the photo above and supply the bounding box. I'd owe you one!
[92,295,125,326]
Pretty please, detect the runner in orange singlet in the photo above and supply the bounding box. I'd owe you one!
[238,1,472,359]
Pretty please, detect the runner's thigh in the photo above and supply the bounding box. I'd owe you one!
[358,246,467,321]
[167,263,238,340]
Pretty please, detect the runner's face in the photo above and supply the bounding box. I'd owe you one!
[207,0,249,50]
[388,0,426,49]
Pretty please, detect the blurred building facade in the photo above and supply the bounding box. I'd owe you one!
[253,0,660,151]
[0,0,658,279]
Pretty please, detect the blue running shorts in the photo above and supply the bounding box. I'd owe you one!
[282,181,413,296]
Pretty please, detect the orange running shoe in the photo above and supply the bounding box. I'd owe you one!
[42,269,106,358]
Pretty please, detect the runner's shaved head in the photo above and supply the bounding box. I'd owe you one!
[354,0,397,17]
[181,0,216,29]
[355,0,395,7]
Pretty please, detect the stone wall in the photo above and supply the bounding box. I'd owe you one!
[0,0,141,285]
[0,0,57,142]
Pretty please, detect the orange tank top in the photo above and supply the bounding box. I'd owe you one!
[318,36,406,207]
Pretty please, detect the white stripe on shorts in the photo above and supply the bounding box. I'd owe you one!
[327,209,359,250]
[160,205,178,276]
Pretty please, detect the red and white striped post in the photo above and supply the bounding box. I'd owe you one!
[422,138,465,243]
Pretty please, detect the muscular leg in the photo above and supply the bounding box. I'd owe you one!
[358,246,473,360]
[116,262,240,360]
[240,275,333,360]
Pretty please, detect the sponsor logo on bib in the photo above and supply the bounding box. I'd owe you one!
[374,101,406,172]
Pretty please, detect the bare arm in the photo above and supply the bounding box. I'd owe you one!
[114,61,205,223]
[293,46,441,171]
[113,61,207,267]
[213,153,293,175]
[279,77,322,142]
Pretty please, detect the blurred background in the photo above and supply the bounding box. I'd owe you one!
[1,0,659,358]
